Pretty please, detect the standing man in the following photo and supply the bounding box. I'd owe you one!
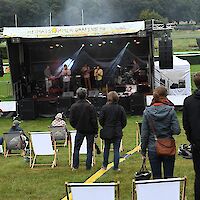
[183,72,200,200]
[62,64,71,92]
[69,87,98,170]
[94,65,103,91]
[44,65,55,94]
[81,64,91,90]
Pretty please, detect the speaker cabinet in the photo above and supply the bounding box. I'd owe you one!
[18,99,36,120]
[130,93,145,115]
[159,37,173,69]
[37,99,57,117]
[57,97,74,116]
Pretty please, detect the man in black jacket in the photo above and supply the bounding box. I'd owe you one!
[69,87,98,170]
[183,72,200,200]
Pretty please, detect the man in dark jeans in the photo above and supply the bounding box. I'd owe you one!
[183,72,200,200]
[69,87,98,170]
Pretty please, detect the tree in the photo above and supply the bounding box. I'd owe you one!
[139,9,168,23]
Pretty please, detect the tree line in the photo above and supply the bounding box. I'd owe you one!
[0,0,199,27]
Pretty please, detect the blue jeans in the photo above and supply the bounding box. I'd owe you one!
[0,137,3,145]
[103,138,121,169]
[72,132,94,169]
[148,151,175,179]
[192,145,200,200]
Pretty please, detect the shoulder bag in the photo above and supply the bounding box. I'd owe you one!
[148,117,176,156]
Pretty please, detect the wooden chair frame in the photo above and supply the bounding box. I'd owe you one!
[65,182,120,200]
[68,130,95,167]
[3,132,26,158]
[29,132,57,169]
[135,122,142,152]
[132,177,187,200]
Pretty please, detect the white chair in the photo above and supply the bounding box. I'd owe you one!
[65,182,120,200]
[132,177,187,200]
[29,132,57,168]
[68,130,95,167]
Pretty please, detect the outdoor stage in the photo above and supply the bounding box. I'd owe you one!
[17,88,147,119]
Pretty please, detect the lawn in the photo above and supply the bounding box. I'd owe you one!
[0,30,199,199]
[0,113,194,200]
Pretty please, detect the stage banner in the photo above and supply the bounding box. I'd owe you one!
[3,21,145,38]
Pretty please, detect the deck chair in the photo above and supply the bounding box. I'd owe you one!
[68,130,95,167]
[135,122,142,151]
[132,177,187,200]
[29,132,57,168]
[3,131,26,157]
[50,126,68,147]
[65,182,120,200]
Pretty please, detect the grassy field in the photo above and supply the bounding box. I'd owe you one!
[0,113,194,200]
[0,29,199,199]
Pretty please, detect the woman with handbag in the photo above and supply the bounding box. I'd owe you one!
[99,91,127,171]
[141,86,181,179]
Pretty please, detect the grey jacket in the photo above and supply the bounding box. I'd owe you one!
[141,104,181,156]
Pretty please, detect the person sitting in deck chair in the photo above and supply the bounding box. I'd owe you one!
[51,113,68,146]
[8,120,29,154]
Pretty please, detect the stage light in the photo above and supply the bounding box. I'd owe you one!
[55,44,59,47]
[49,45,54,49]
[98,43,102,47]
[110,40,113,44]
[102,41,106,44]
[60,45,63,48]
[134,39,137,42]
[136,41,140,44]
[89,44,93,47]
[82,44,85,47]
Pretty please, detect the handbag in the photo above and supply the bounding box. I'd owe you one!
[156,137,176,156]
[135,159,151,181]
[148,117,176,156]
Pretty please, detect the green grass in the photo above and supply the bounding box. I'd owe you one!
[0,73,13,100]
[0,114,195,200]
[0,30,199,199]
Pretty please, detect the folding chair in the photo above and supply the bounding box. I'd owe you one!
[29,132,57,168]
[68,130,95,167]
[3,131,26,157]
[50,126,68,147]
[135,122,142,151]
[132,177,187,200]
[65,182,120,200]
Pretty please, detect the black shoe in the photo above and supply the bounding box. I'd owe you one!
[113,168,121,172]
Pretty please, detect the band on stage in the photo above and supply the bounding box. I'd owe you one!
[42,60,148,97]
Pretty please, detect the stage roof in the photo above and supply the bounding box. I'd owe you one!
[3,21,145,39]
